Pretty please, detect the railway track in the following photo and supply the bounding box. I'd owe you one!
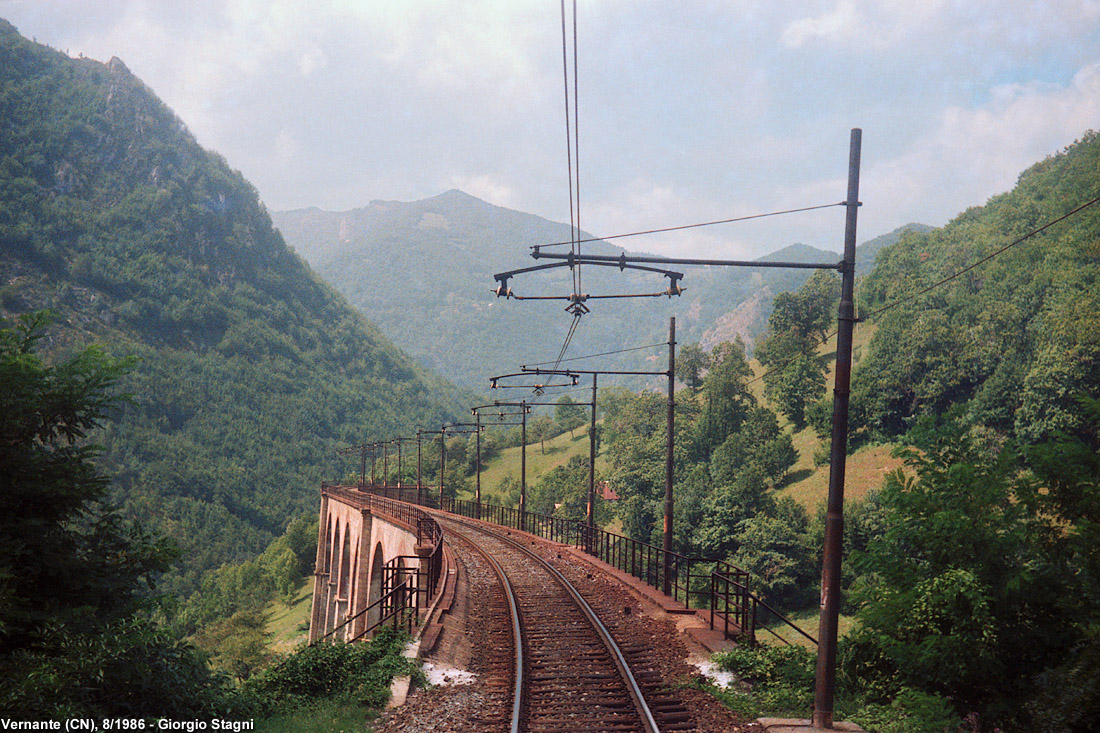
[440,515,695,733]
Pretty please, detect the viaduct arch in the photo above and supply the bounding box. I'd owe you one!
[308,485,431,643]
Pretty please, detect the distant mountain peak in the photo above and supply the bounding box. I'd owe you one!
[107,56,131,75]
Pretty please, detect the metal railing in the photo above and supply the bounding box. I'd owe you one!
[363,485,815,646]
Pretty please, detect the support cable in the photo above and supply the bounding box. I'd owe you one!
[560,0,578,297]
[525,341,668,367]
[552,312,583,374]
[532,202,845,249]
[746,194,1100,388]
[571,0,582,298]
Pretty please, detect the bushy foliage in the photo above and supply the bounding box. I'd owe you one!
[754,270,838,429]
[710,645,816,718]
[843,408,1100,729]
[180,513,317,634]
[712,645,961,733]
[241,628,417,717]
[854,131,1100,446]
[527,454,605,522]
[602,339,811,611]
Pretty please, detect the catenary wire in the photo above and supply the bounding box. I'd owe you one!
[560,0,578,296]
[532,202,845,250]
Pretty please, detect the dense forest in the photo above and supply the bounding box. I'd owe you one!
[0,19,471,594]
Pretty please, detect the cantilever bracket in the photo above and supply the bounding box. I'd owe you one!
[492,258,686,302]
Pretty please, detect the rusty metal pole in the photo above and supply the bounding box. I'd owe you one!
[586,374,598,552]
[433,429,442,508]
[814,128,861,730]
[383,443,389,488]
[416,431,423,505]
[359,445,366,490]
[520,403,528,532]
[396,440,403,489]
[371,445,376,487]
[663,317,676,596]
[475,412,482,519]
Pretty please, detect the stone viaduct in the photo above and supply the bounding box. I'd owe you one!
[309,484,441,643]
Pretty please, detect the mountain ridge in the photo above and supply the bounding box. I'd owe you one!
[0,21,470,591]
[274,193,927,390]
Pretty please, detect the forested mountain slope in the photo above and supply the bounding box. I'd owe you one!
[0,20,469,592]
[854,130,1100,445]
[274,193,921,391]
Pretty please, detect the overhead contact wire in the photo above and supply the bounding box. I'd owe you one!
[572,0,582,298]
[560,0,578,297]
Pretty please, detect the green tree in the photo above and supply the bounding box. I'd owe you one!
[528,455,598,522]
[0,313,228,716]
[730,497,817,612]
[754,271,837,430]
[695,339,754,454]
[529,415,556,454]
[843,409,1100,728]
[676,342,712,392]
[554,395,588,437]
[195,608,272,682]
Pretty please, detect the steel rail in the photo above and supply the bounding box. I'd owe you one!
[447,522,525,732]
[441,514,661,733]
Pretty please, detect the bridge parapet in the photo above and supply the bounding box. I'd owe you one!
[308,484,445,644]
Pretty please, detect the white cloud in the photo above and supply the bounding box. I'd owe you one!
[447,174,518,209]
[864,61,1100,232]
[782,1,864,49]
[5,0,1098,250]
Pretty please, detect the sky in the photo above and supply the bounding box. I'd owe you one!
[4,0,1100,259]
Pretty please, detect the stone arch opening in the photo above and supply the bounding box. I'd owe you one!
[367,543,386,632]
[338,526,352,599]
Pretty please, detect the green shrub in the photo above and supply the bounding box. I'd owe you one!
[849,687,961,733]
[709,645,962,732]
[712,645,816,717]
[240,628,417,717]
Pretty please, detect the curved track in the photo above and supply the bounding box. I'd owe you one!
[439,515,663,733]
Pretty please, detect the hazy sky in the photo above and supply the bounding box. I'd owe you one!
[4,1,1099,258]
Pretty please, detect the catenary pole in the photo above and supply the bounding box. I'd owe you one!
[586,374,597,531]
[663,317,676,596]
[814,127,861,729]
[475,411,482,518]
[520,404,527,532]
